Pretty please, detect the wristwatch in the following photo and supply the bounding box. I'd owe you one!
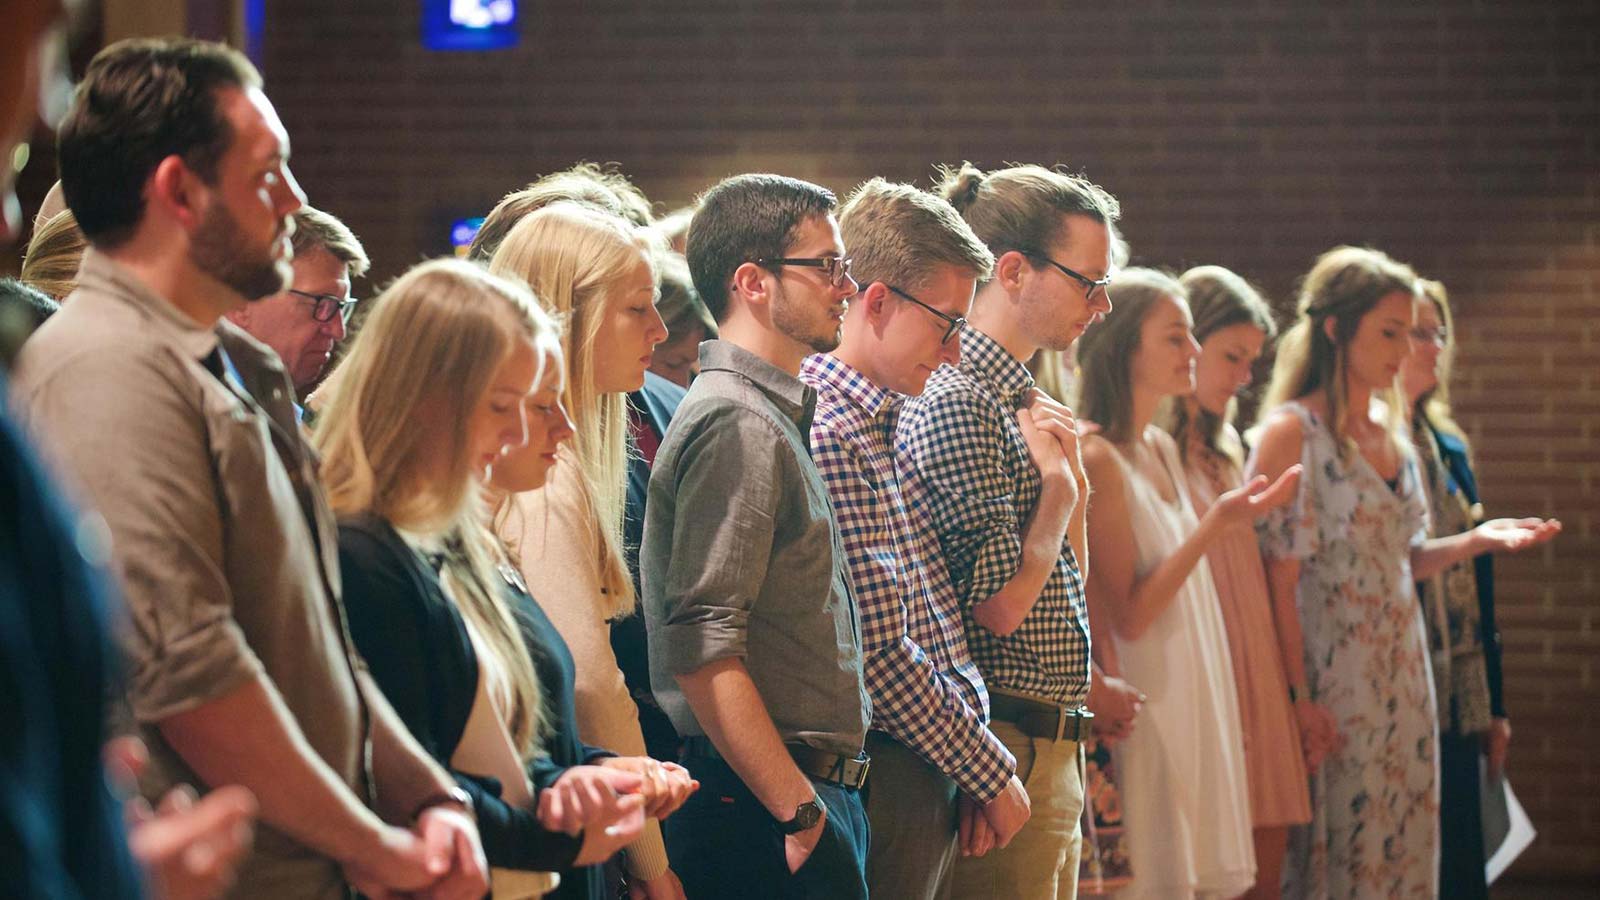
[410,785,475,823]
[777,796,824,835]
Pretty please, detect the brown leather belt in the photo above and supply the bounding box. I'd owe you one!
[682,736,871,789]
[989,692,1093,743]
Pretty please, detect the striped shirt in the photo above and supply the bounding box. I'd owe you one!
[894,328,1092,709]
[800,354,1016,802]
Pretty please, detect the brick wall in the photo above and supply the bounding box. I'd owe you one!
[262,0,1589,881]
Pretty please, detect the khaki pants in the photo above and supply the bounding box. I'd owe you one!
[950,719,1085,900]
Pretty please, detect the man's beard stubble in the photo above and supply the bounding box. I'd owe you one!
[191,200,292,302]
[770,280,842,355]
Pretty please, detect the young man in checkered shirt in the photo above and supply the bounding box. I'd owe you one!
[895,163,1137,900]
[797,179,1028,900]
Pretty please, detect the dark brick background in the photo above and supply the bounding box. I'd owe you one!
[10,0,1597,884]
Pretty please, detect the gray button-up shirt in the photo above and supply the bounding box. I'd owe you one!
[11,250,368,899]
[642,340,870,757]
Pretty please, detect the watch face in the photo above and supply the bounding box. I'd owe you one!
[795,800,822,830]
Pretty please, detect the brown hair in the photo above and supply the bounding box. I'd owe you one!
[1262,245,1420,458]
[1072,268,1188,444]
[468,162,652,261]
[1166,265,1278,467]
[57,37,262,248]
[655,251,716,340]
[20,209,87,301]
[291,206,370,278]
[934,162,1120,270]
[839,177,995,291]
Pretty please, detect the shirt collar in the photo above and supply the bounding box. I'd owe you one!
[799,353,898,421]
[960,326,1035,408]
[699,339,817,428]
[75,248,221,362]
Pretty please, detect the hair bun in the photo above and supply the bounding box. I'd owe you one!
[937,162,986,212]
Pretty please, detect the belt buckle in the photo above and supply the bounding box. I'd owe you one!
[844,754,870,787]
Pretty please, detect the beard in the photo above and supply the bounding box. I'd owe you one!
[191,199,292,301]
[770,280,842,354]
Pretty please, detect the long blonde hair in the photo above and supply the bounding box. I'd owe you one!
[1415,278,1466,444]
[1261,245,1419,459]
[488,202,656,620]
[1167,265,1278,468]
[314,257,552,756]
[21,209,88,301]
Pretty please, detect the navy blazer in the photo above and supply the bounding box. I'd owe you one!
[337,515,586,874]
[1427,421,1505,718]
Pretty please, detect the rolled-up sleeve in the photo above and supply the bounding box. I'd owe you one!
[15,351,264,721]
[651,402,782,676]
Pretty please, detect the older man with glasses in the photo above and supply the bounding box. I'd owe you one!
[225,205,368,405]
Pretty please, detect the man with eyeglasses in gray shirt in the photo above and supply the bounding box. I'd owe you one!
[642,173,872,900]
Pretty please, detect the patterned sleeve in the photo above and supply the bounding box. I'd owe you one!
[896,384,1023,609]
[1253,413,1321,562]
[811,422,1016,802]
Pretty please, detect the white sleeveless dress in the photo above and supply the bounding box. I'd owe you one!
[1109,429,1257,900]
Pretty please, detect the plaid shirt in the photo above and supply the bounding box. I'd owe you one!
[894,328,1092,708]
[800,354,1016,801]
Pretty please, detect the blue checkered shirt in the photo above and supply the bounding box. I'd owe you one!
[800,354,1017,801]
[894,328,1092,708]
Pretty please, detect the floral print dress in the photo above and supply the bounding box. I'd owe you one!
[1254,402,1439,900]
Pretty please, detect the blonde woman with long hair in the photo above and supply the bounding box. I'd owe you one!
[1249,247,1557,899]
[314,259,651,896]
[488,203,689,900]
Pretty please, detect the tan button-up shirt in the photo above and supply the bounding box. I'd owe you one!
[11,249,369,898]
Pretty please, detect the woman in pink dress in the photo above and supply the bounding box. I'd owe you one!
[1165,266,1323,900]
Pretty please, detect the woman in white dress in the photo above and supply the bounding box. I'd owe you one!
[1076,268,1299,900]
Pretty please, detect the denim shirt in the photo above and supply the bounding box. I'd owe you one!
[641,340,870,757]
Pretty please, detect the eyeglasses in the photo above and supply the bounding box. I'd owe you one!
[1020,250,1113,302]
[885,285,967,345]
[754,256,856,289]
[289,289,357,323]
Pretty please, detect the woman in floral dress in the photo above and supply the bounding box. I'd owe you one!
[1249,246,1559,899]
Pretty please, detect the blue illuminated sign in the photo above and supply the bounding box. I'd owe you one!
[451,217,486,257]
[422,0,519,51]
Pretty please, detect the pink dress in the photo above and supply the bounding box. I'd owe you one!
[1185,441,1313,829]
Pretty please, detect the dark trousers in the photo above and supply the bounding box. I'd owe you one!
[666,754,869,900]
[861,731,958,900]
[1439,729,1489,900]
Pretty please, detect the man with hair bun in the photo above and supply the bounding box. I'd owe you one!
[897,162,1128,899]
[799,178,1032,900]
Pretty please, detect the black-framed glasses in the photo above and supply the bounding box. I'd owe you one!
[1020,249,1113,302]
[885,284,967,345]
[288,289,357,323]
[754,256,856,289]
